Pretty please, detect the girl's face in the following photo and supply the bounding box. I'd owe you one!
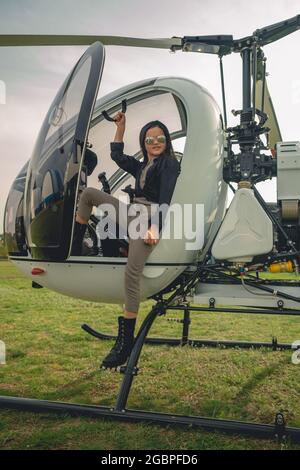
[144,127,167,159]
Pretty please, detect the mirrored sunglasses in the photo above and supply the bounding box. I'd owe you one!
[145,135,166,145]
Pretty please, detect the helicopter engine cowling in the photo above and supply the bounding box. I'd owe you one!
[275,141,300,256]
[211,141,300,273]
[211,187,274,263]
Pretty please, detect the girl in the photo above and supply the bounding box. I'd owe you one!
[73,112,180,368]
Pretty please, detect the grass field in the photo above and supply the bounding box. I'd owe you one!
[1,259,300,450]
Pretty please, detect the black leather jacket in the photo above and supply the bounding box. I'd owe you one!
[110,142,181,230]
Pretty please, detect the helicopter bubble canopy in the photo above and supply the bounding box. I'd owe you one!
[23,42,104,260]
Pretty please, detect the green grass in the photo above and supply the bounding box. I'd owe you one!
[1,260,300,450]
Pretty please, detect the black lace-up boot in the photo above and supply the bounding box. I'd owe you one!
[71,222,87,256]
[101,316,136,369]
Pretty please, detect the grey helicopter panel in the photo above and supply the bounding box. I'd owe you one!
[23,42,104,260]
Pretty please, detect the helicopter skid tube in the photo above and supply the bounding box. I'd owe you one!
[81,322,294,351]
[0,395,300,442]
[81,298,300,351]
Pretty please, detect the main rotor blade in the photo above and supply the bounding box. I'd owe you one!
[254,14,300,47]
[0,34,183,50]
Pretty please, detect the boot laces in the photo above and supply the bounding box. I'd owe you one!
[113,324,125,353]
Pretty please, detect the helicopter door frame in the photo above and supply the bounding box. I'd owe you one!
[24,41,105,261]
[90,87,187,199]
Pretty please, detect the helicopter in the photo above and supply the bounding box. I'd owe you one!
[2,15,300,442]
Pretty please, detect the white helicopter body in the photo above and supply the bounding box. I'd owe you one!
[5,52,227,303]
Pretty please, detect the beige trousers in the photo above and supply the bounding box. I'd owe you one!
[77,188,156,313]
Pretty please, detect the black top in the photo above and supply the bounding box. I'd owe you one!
[110,142,181,231]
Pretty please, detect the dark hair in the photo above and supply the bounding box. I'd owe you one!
[139,120,176,163]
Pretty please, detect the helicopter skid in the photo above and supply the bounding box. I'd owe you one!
[81,322,294,351]
[0,395,299,442]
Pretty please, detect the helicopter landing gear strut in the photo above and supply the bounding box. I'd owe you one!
[1,266,300,443]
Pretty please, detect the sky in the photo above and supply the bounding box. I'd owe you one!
[0,0,300,233]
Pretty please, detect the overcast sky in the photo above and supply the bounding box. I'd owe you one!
[1,0,300,233]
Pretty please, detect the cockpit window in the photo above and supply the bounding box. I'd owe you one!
[43,56,92,150]
[87,90,186,199]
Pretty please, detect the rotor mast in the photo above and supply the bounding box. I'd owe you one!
[182,15,300,186]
